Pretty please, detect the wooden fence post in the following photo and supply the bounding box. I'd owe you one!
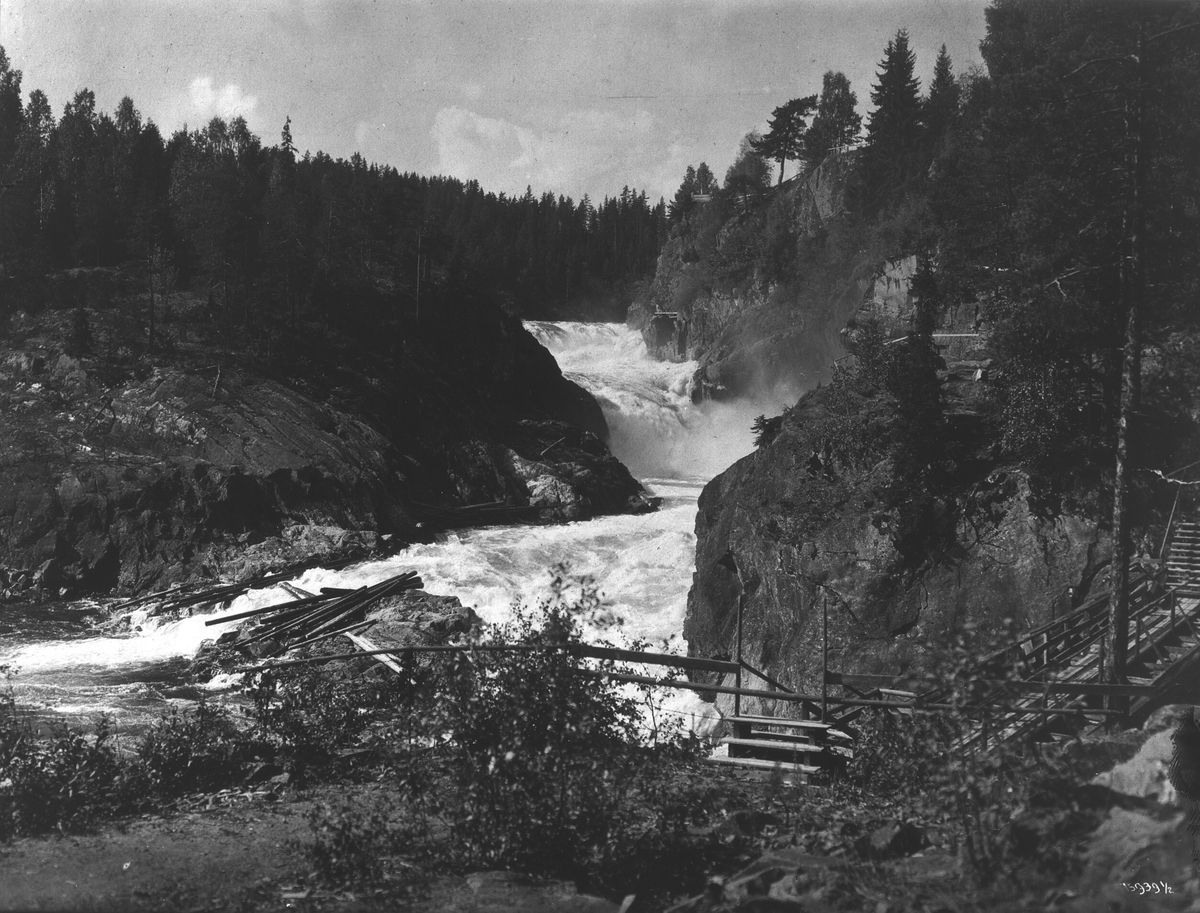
[822,595,829,723]
[735,591,743,720]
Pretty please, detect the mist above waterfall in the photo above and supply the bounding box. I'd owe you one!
[527,321,794,481]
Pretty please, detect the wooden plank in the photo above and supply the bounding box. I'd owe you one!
[826,671,1153,696]
[730,714,832,730]
[344,632,405,674]
[722,737,825,755]
[706,756,820,774]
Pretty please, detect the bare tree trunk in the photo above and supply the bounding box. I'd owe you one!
[1106,21,1147,689]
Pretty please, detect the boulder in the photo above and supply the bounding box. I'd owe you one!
[1093,730,1179,804]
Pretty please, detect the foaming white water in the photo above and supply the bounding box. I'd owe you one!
[7,321,773,735]
[527,321,762,480]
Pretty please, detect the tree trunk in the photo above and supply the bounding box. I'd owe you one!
[1105,21,1147,689]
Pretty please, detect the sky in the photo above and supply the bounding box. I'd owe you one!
[0,0,989,204]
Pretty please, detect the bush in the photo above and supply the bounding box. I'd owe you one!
[384,570,722,897]
[830,622,1085,887]
[0,678,144,839]
[306,801,393,887]
[140,698,254,796]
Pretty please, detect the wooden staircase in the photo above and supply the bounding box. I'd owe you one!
[700,519,1200,777]
[1167,521,1200,595]
[710,715,853,780]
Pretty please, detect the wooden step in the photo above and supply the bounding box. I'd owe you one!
[731,727,851,749]
[723,737,824,756]
[707,755,820,775]
[729,716,853,741]
[879,688,918,701]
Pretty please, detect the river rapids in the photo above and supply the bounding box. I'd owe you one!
[1,322,780,736]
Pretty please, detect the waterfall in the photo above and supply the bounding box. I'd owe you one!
[2,322,767,734]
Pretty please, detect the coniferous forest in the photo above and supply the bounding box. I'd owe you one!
[0,52,666,332]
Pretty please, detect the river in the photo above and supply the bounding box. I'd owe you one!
[0,322,773,737]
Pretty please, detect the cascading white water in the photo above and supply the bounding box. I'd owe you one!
[1,322,768,734]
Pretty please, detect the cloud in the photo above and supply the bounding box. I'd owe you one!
[432,105,675,201]
[188,76,258,123]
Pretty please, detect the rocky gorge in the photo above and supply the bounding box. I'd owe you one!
[626,151,1184,710]
[0,274,647,601]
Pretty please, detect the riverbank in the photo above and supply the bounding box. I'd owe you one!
[1,714,1195,913]
[4,580,1199,912]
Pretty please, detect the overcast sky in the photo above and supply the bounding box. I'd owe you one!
[1,1,988,203]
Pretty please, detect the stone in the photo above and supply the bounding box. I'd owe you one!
[244,763,285,786]
[1093,730,1179,804]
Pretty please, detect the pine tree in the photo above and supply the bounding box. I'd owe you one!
[752,95,818,184]
[668,165,698,223]
[281,116,296,157]
[861,29,924,210]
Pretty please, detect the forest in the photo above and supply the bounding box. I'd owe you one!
[662,0,1200,517]
[0,55,666,332]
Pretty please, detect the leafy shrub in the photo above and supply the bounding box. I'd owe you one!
[395,570,720,897]
[0,678,144,839]
[831,622,1085,886]
[306,801,393,887]
[248,653,424,775]
[140,698,253,795]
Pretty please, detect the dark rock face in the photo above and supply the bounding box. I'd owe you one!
[685,383,1104,717]
[0,287,644,598]
[628,151,863,401]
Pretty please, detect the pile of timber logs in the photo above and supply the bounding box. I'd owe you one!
[112,554,367,617]
[204,570,423,658]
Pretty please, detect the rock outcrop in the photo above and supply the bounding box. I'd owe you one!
[681,240,1107,711]
[628,151,864,402]
[0,283,645,599]
[685,388,1104,710]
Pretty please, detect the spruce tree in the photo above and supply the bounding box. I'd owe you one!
[924,45,960,158]
[861,29,923,210]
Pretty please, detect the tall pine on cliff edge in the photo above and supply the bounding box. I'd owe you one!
[861,29,924,211]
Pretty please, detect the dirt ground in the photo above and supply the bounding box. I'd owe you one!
[0,785,405,913]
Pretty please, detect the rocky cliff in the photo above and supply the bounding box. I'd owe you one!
[678,224,1111,712]
[685,402,1103,711]
[0,280,645,599]
[682,262,1130,719]
[628,152,866,401]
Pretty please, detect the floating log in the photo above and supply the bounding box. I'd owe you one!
[411,500,540,529]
